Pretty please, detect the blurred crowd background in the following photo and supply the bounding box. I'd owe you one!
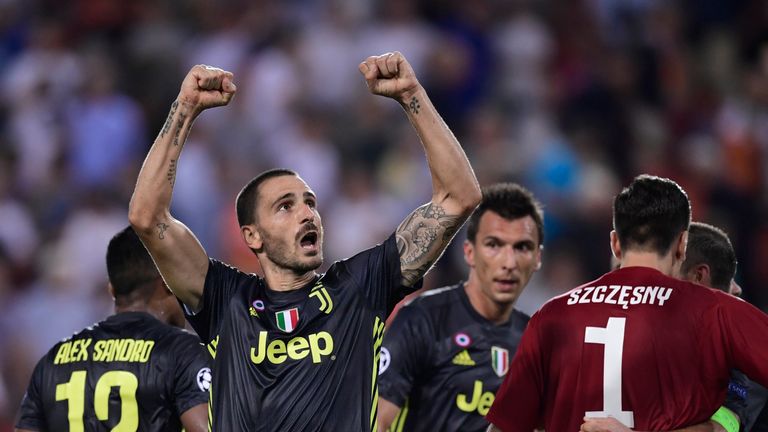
[1,0,768,427]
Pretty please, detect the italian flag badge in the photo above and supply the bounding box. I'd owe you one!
[491,346,509,377]
[275,308,299,333]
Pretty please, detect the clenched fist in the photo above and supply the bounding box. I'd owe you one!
[358,52,421,104]
[178,65,237,114]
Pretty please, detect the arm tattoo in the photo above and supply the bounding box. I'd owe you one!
[160,101,179,138]
[396,202,461,286]
[157,222,169,240]
[166,159,177,186]
[408,96,421,115]
[173,110,187,146]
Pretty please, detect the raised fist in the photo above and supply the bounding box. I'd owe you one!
[177,65,237,114]
[358,52,420,103]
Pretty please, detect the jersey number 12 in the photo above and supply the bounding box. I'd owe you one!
[55,370,139,432]
[584,317,635,427]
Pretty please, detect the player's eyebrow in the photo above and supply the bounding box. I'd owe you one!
[272,192,296,208]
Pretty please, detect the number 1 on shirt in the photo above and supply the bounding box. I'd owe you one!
[584,317,635,427]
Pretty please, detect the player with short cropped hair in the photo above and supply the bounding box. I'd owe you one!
[680,222,738,293]
[15,227,209,432]
[578,221,764,432]
[128,52,481,431]
[377,183,543,432]
[486,175,768,431]
[680,222,768,432]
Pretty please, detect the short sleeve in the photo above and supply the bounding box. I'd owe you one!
[171,333,212,416]
[185,258,256,342]
[336,233,421,315]
[710,294,768,388]
[486,310,545,431]
[15,358,47,431]
[378,305,433,407]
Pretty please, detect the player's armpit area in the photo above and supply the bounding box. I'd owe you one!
[396,202,463,287]
[180,403,208,432]
[377,397,402,431]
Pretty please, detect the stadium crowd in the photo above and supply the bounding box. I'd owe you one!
[1,0,767,429]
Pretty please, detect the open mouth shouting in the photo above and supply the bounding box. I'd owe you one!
[298,226,320,253]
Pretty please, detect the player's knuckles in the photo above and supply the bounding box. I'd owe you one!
[374,57,391,76]
[386,55,399,72]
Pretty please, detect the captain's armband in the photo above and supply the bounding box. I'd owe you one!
[710,406,739,432]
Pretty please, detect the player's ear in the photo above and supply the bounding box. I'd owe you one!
[610,230,622,261]
[693,263,711,286]
[241,224,263,251]
[534,245,543,271]
[675,230,688,262]
[463,239,475,267]
[107,282,115,300]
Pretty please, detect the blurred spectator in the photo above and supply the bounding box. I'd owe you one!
[1,0,768,428]
[65,49,146,191]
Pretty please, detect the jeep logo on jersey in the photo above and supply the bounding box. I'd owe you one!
[491,346,509,377]
[275,308,299,332]
[250,331,334,364]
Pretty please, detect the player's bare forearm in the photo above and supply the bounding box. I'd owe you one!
[377,398,401,432]
[670,421,726,432]
[359,52,480,285]
[399,85,480,217]
[180,403,209,432]
[130,99,196,225]
[580,417,725,432]
[358,52,480,217]
[129,65,236,310]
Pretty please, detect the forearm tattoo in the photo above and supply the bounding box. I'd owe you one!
[396,203,461,286]
[167,159,177,186]
[157,222,169,240]
[408,96,421,115]
[160,101,179,138]
[173,110,187,146]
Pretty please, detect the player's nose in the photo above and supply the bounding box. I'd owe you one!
[299,203,315,223]
[500,245,518,270]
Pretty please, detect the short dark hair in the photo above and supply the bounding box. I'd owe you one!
[106,227,161,298]
[680,222,737,292]
[466,183,544,245]
[236,168,298,226]
[613,174,691,255]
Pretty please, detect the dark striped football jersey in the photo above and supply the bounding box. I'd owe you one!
[378,284,529,432]
[16,312,210,431]
[186,234,416,431]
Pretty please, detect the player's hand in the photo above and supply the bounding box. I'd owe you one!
[358,52,420,104]
[177,65,237,114]
[580,417,634,432]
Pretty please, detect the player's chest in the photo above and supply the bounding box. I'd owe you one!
[433,325,520,390]
[222,281,366,367]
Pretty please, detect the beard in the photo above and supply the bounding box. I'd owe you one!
[259,228,323,273]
